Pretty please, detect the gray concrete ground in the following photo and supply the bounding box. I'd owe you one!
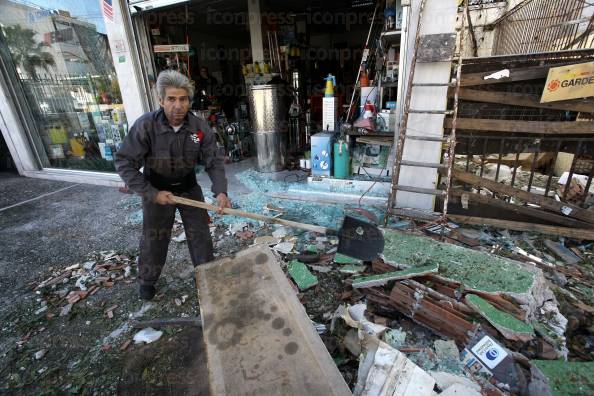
[0,158,256,300]
[0,158,259,394]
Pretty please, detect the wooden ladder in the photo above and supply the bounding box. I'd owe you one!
[385,0,469,229]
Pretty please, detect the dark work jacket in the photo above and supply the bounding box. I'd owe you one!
[115,108,227,201]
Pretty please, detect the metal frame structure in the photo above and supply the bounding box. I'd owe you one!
[492,0,594,55]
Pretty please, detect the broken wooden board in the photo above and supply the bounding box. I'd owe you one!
[459,65,551,86]
[352,264,439,289]
[451,88,594,113]
[444,118,594,135]
[448,215,594,241]
[195,246,351,395]
[543,240,581,265]
[466,294,534,342]
[450,188,594,230]
[367,284,478,345]
[450,169,594,224]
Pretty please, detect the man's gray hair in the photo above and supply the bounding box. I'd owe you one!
[156,70,194,100]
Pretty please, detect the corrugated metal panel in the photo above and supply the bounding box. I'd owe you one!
[493,0,594,55]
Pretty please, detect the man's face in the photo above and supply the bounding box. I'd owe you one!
[159,87,190,126]
[200,68,208,78]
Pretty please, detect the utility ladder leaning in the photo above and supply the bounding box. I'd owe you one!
[385,0,469,228]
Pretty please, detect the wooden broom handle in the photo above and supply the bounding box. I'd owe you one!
[171,196,328,234]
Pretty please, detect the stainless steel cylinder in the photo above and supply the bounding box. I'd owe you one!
[248,84,288,172]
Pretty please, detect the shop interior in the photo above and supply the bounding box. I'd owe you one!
[135,0,403,179]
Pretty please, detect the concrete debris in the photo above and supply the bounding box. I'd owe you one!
[430,371,481,394]
[439,382,482,396]
[354,335,435,396]
[272,226,289,239]
[384,328,407,349]
[433,340,460,368]
[273,241,295,254]
[253,235,280,246]
[195,245,351,394]
[344,329,362,357]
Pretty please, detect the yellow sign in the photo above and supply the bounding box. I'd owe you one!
[541,61,594,103]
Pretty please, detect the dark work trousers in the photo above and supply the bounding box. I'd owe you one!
[138,185,214,286]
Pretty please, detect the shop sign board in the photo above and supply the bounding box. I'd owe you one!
[153,44,189,53]
[541,61,594,103]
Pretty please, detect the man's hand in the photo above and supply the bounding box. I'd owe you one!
[154,190,175,205]
[216,193,231,214]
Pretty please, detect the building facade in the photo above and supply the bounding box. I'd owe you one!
[0,0,145,186]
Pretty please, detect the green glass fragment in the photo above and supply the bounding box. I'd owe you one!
[287,260,318,290]
[382,230,534,294]
[466,294,534,335]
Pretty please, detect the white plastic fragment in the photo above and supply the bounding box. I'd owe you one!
[229,222,249,234]
[272,241,294,254]
[272,227,288,239]
[172,231,187,243]
[35,306,48,315]
[483,69,510,80]
[34,349,47,360]
[75,275,89,291]
[342,303,387,337]
[133,327,163,344]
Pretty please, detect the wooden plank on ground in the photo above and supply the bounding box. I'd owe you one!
[444,118,594,134]
[460,66,551,86]
[448,215,594,240]
[450,189,594,229]
[195,246,351,396]
[450,169,594,224]
[451,88,594,113]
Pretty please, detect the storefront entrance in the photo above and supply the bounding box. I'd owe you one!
[0,0,128,172]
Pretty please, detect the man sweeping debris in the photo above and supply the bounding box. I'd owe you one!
[116,70,230,300]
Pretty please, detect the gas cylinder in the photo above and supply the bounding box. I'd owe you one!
[333,140,350,179]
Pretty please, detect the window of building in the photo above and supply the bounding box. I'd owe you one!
[0,0,127,172]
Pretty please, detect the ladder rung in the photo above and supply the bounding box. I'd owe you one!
[409,109,454,115]
[406,135,448,142]
[412,82,455,87]
[393,185,446,196]
[401,160,447,169]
